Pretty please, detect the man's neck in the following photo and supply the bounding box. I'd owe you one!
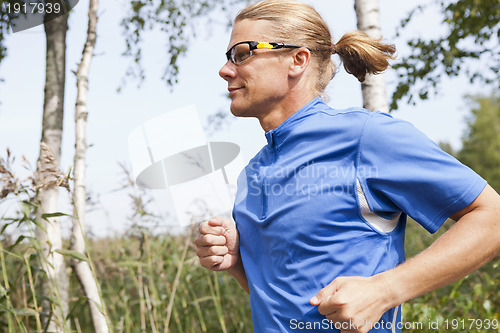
[258,92,318,132]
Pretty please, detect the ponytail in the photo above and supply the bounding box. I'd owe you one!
[333,31,396,82]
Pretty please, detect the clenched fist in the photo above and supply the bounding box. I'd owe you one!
[195,216,240,271]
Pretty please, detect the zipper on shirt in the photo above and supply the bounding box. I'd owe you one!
[260,177,268,219]
[261,134,280,220]
[260,132,277,220]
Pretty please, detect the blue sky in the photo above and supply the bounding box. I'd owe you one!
[0,0,484,235]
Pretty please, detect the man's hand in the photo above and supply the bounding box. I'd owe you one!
[310,275,394,333]
[195,216,240,272]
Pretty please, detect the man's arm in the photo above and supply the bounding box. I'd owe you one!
[311,184,500,333]
[227,259,249,294]
[385,184,500,304]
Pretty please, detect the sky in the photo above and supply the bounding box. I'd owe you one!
[0,0,486,236]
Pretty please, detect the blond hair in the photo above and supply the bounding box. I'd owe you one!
[235,0,396,93]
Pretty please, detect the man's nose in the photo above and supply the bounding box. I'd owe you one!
[219,60,237,81]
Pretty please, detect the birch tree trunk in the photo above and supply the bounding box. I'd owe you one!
[36,4,69,332]
[70,0,110,332]
[354,0,390,113]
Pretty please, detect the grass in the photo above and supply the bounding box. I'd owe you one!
[0,226,253,333]
[0,151,498,332]
[1,216,497,332]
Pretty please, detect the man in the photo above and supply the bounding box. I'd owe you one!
[196,1,500,332]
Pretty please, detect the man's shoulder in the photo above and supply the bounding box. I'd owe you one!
[318,104,392,121]
[304,104,381,135]
[310,102,382,124]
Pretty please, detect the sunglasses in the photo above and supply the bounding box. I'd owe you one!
[225,41,302,65]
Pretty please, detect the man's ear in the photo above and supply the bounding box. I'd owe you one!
[289,48,311,77]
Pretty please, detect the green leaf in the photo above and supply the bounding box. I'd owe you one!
[31,218,46,233]
[2,248,23,260]
[0,285,7,297]
[89,299,104,314]
[117,261,147,267]
[192,296,214,304]
[26,236,42,251]
[20,200,37,208]
[12,308,38,316]
[55,249,88,262]
[41,212,76,219]
[6,235,26,251]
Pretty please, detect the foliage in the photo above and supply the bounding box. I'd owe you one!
[457,94,500,192]
[1,151,252,332]
[438,141,455,157]
[403,218,500,333]
[88,231,252,333]
[0,152,500,333]
[1,232,253,332]
[0,0,22,66]
[391,0,500,110]
[120,0,246,88]
[3,221,498,333]
[0,0,246,85]
[1,150,499,332]
[0,149,72,331]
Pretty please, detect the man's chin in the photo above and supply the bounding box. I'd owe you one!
[230,104,251,118]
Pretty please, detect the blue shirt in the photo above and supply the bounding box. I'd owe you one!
[232,97,486,332]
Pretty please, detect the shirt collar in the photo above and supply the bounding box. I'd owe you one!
[264,96,323,147]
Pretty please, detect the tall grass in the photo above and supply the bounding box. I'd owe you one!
[0,228,253,333]
[87,230,252,333]
[1,150,498,332]
[0,149,72,332]
[0,152,252,332]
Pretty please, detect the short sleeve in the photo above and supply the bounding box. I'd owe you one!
[356,112,487,233]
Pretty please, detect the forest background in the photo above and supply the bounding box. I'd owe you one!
[0,0,498,332]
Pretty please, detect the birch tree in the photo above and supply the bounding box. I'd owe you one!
[36,2,70,331]
[354,0,390,113]
[70,0,110,332]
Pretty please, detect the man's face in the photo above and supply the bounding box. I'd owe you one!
[219,19,292,120]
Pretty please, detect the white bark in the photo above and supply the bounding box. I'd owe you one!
[354,0,390,113]
[36,8,69,332]
[36,185,68,332]
[71,0,110,332]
